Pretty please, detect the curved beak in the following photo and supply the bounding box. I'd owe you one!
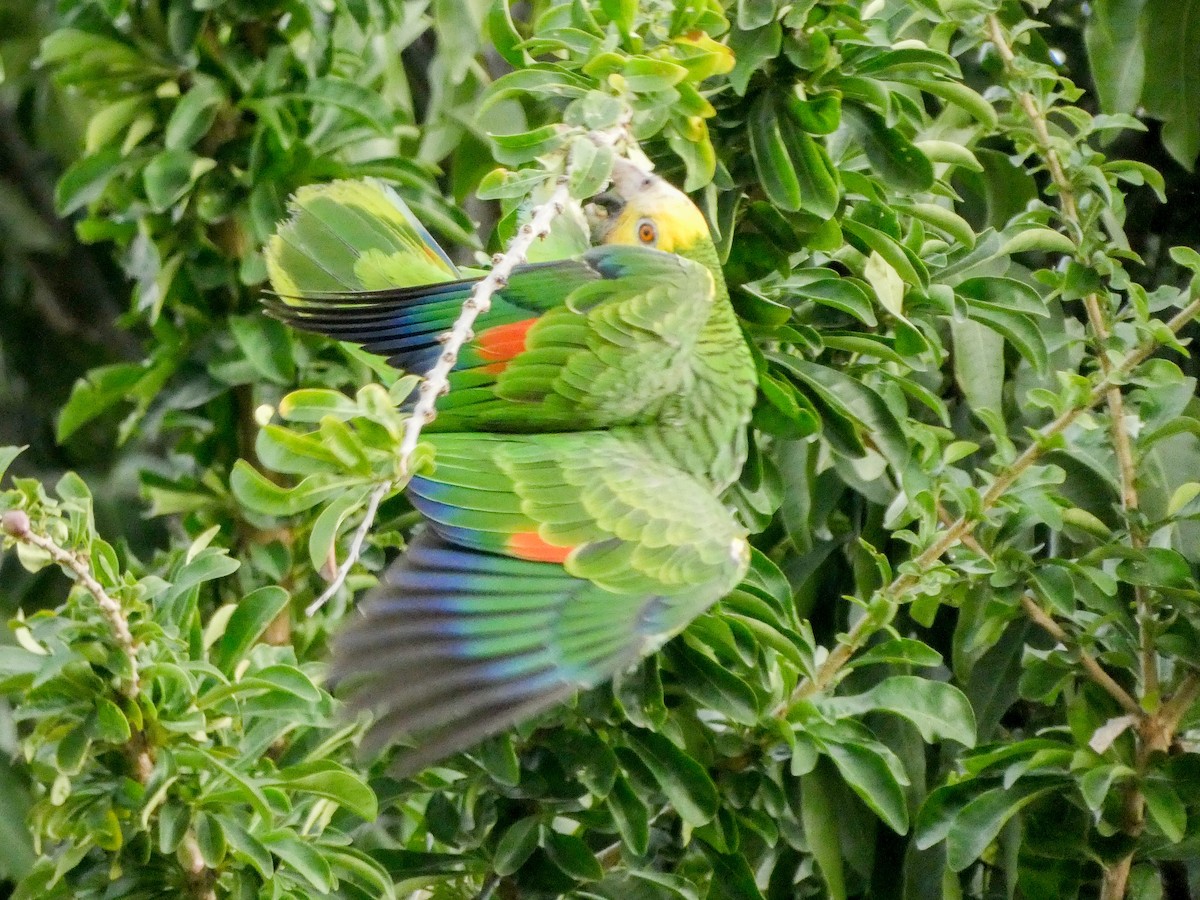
[584,159,658,242]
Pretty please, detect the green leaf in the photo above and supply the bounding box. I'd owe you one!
[850,638,943,669]
[308,488,370,572]
[817,735,909,833]
[951,318,1004,413]
[781,118,841,219]
[1085,0,1147,117]
[1116,548,1195,590]
[672,646,761,724]
[491,124,567,166]
[230,463,354,516]
[278,389,360,423]
[824,676,977,747]
[94,697,131,743]
[998,227,1079,256]
[283,77,395,131]
[272,762,377,820]
[623,57,689,91]
[326,847,398,900]
[784,91,841,134]
[0,445,23,483]
[165,76,225,149]
[57,363,145,442]
[749,93,802,210]
[607,776,650,855]
[144,150,215,212]
[213,586,290,671]
[1143,780,1187,841]
[728,23,781,96]
[222,818,274,879]
[229,316,295,385]
[842,105,934,193]
[943,782,1060,871]
[482,66,591,111]
[478,733,522,786]
[545,831,603,881]
[494,817,541,875]
[800,762,847,900]
[705,850,766,900]
[899,202,976,249]
[55,149,124,215]
[625,729,719,826]
[195,812,227,867]
[770,355,909,470]
[915,139,984,172]
[262,832,334,892]
[567,137,614,199]
[737,0,777,30]
[842,219,927,286]
[1141,0,1200,168]
[913,79,999,129]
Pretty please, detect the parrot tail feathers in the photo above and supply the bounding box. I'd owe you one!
[330,530,645,776]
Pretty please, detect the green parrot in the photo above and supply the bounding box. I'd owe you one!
[265,163,758,772]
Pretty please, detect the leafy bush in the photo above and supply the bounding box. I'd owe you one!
[1,0,1200,897]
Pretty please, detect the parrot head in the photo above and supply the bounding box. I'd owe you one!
[586,159,714,257]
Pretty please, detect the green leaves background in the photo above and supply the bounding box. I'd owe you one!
[1,0,1200,898]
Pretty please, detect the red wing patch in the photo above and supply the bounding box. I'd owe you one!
[508,531,575,564]
[476,319,536,374]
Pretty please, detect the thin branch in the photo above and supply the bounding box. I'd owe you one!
[1157,672,1200,738]
[1019,594,1144,718]
[935,504,1144,717]
[306,479,392,616]
[180,831,218,900]
[2,509,155,785]
[777,297,1200,711]
[2,509,139,697]
[397,179,572,473]
[985,12,1159,700]
[1100,857,1133,900]
[472,874,502,900]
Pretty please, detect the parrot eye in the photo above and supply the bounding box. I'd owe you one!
[637,220,657,245]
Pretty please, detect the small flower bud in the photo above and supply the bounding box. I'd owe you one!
[2,510,30,538]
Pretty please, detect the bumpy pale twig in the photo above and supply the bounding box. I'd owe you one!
[397,177,572,470]
[1,509,155,784]
[2,509,140,697]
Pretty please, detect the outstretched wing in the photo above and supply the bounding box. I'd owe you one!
[332,431,749,773]
[264,180,717,432]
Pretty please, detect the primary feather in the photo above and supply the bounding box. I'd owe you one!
[265,163,757,773]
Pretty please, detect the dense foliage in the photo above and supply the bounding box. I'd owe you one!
[2,0,1200,897]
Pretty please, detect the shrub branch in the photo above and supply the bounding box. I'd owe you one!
[937,503,1145,717]
[779,297,1200,711]
[985,12,1159,699]
[1,509,155,785]
[2,509,139,697]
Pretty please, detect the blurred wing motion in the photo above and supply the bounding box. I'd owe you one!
[334,432,749,774]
